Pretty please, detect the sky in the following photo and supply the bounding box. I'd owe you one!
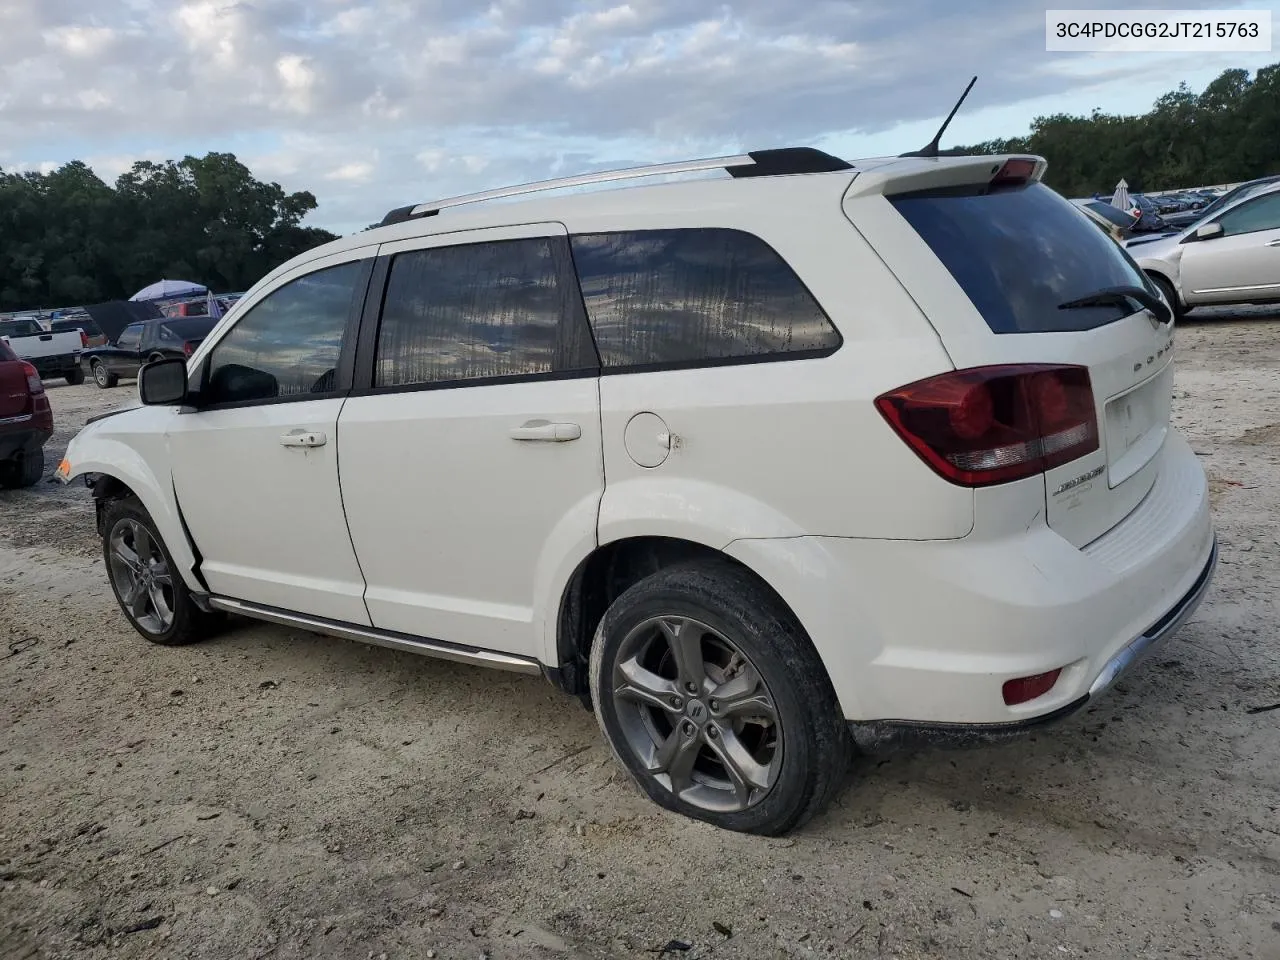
[1,0,1276,236]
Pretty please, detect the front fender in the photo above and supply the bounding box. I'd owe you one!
[60,419,202,594]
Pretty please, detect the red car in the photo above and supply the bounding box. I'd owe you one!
[0,338,53,488]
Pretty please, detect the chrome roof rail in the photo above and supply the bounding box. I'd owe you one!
[378,147,854,226]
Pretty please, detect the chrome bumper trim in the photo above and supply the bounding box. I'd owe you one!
[1089,537,1218,697]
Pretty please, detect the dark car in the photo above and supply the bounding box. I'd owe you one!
[81,316,218,389]
[0,338,53,488]
[1129,194,1169,232]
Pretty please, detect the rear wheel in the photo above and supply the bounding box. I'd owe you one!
[65,366,85,386]
[92,360,118,389]
[1149,274,1185,322]
[102,498,216,646]
[0,447,43,488]
[589,560,851,835]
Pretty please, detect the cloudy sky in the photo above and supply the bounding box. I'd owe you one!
[2,0,1276,235]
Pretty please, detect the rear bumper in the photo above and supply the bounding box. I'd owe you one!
[848,536,1217,750]
[0,423,52,460]
[726,430,1216,726]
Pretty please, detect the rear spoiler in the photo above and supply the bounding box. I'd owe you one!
[845,154,1048,200]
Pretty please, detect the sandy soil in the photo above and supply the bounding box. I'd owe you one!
[3,311,1280,960]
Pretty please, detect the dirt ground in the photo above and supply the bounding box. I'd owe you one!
[3,310,1280,960]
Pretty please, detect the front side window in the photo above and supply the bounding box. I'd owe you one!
[570,228,840,369]
[374,237,593,388]
[117,324,144,348]
[1216,192,1280,237]
[204,261,362,405]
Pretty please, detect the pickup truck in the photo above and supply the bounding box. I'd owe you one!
[0,317,85,384]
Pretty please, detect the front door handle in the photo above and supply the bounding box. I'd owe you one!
[280,430,327,448]
[1267,239,1280,247]
[508,419,582,442]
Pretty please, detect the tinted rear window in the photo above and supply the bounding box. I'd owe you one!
[892,183,1152,334]
[164,317,217,340]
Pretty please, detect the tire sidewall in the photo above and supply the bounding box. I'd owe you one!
[93,361,109,388]
[590,566,835,834]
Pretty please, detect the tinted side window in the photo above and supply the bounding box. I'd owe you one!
[117,324,144,348]
[374,237,593,388]
[205,261,362,405]
[570,229,838,369]
[1217,193,1280,237]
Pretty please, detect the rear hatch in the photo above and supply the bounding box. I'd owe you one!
[0,348,33,420]
[846,157,1175,548]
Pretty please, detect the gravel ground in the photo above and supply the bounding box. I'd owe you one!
[3,310,1280,960]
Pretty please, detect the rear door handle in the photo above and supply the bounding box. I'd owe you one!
[280,430,327,448]
[508,419,582,442]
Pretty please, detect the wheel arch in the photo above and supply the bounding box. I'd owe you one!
[549,535,826,703]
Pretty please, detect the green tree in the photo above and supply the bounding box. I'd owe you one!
[0,153,338,311]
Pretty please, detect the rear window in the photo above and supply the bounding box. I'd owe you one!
[1,319,42,337]
[892,183,1153,334]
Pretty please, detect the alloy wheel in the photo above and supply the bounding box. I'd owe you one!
[107,519,175,635]
[610,615,782,813]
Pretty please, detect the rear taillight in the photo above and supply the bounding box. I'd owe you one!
[80,330,89,348]
[876,364,1098,487]
[1002,668,1063,706]
[20,361,43,395]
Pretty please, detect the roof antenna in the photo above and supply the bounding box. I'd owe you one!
[900,76,978,158]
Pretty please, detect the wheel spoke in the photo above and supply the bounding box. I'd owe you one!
[705,726,773,805]
[148,583,173,627]
[129,579,151,618]
[132,523,155,562]
[712,666,777,723]
[615,656,681,713]
[659,618,706,690]
[652,724,701,794]
[110,533,142,573]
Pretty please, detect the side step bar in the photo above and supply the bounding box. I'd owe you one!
[206,597,542,676]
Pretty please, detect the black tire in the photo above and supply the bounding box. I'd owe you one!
[589,560,852,835]
[64,366,85,386]
[1149,274,1185,322]
[92,360,118,389]
[0,447,43,489]
[101,497,216,646]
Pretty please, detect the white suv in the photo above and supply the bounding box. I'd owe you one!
[58,148,1216,835]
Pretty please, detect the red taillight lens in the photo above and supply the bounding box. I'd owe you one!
[1002,668,1062,706]
[80,330,89,348]
[876,364,1098,487]
[20,360,43,395]
[992,158,1037,186]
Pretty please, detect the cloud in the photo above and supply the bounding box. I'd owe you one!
[0,0,1268,234]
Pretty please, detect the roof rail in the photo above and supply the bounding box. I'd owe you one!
[379,147,853,226]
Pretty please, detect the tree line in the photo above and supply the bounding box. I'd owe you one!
[0,153,337,311]
[957,63,1280,198]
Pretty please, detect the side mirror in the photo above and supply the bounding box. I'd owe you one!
[1194,222,1224,241]
[139,357,189,406]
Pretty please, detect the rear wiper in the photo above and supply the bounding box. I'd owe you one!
[1057,285,1172,325]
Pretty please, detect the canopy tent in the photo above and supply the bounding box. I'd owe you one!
[130,279,207,302]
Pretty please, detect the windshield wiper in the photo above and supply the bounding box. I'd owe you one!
[1057,285,1172,325]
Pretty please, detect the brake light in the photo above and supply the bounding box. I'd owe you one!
[875,364,1098,487]
[992,158,1037,186]
[79,330,89,348]
[20,361,44,395]
[1002,668,1062,706]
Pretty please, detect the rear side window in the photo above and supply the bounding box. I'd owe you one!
[374,237,594,389]
[892,183,1153,334]
[205,261,362,404]
[570,229,840,369]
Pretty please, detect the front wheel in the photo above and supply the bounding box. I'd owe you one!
[1149,274,1185,322]
[589,560,852,835]
[102,498,217,646]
